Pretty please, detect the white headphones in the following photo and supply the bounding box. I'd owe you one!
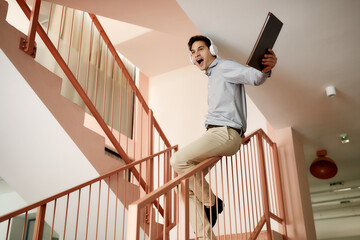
[190,36,218,64]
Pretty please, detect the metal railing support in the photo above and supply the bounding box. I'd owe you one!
[19,0,40,57]
[32,204,46,240]
[180,179,189,240]
[147,109,154,193]
[272,143,288,239]
[256,132,273,240]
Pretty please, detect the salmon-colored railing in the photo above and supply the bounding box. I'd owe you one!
[2,0,177,238]
[15,0,170,164]
[5,1,287,239]
[127,129,287,240]
[0,146,177,240]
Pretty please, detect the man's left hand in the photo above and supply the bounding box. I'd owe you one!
[261,49,277,73]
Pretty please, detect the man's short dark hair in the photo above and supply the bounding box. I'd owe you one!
[188,35,211,51]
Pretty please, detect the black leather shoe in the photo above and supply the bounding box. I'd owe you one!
[204,197,223,227]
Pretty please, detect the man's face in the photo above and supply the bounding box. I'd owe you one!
[190,40,216,71]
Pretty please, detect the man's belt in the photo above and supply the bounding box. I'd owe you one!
[206,124,243,136]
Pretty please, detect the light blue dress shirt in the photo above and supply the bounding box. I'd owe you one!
[205,57,269,133]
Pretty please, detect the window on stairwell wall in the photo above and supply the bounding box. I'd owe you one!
[34,2,136,139]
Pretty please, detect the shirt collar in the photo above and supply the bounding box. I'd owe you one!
[205,57,220,76]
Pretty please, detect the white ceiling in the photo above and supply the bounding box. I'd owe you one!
[30,0,360,237]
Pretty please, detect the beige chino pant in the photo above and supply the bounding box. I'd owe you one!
[170,126,242,240]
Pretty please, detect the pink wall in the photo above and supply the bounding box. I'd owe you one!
[274,127,317,240]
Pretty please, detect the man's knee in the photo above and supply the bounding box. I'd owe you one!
[170,151,187,173]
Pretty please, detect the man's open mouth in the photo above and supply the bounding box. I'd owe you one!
[197,59,204,65]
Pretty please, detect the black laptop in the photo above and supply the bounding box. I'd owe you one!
[247,12,283,71]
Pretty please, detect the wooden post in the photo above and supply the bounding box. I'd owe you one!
[180,179,189,240]
[272,143,288,239]
[127,204,140,240]
[256,133,273,240]
[32,204,46,240]
[19,0,41,57]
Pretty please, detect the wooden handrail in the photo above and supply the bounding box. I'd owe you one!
[0,145,177,222]
[129,156,221,210]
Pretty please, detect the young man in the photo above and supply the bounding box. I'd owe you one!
[170,35,277,239]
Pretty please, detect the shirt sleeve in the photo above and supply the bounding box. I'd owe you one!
[220,59,269,86]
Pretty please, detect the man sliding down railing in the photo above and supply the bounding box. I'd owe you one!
[0,146,177,240]
[127,129,287,240]
[158,35,277,239]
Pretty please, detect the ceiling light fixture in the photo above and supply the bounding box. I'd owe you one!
[310,150,338,179]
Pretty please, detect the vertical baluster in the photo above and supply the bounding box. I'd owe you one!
[214,164,220,236]
[85,184,92,240]
[132,96,137,161]
[157,155,161,236]
[244,143,252,233]
[105,176,111,240]
[93,31,101,106]
[122,171,127,240]
[272,143,287,237]
[118,72,124,146]
[110,62,116,131]
[33,205,46,240]
[102,47,109,118]
[21,211,28,240]
[149,202,154,239]
[234,152,243,240]
[125,81,130,154]
[156,196,160,238]
[248,141,256,231]
[66,9,75,65]
[6,219,11,240]
[239,146,247,239]
[176,184,179,240]
[251,140,261,222]
[85,21,93,94]
[140,108,143,159]
[95,181,102,240]
[114,173,119,240]
[75,12,85,80]
[46,3,53,35]
[220,158,227,237]
[230,156,239,239]
[225,157,233,239]
[180,179,189,240]
[163,192,168,240]
[194,174,197,239]
[75,189,81,240]
[63,194,70,239]
[50,199,57,240]
[268,142,277,215]
[208,166,213,240]
[56,6,64,50]
[256,133,272,240]
[201,171,206,239]
[269,145,277,215]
